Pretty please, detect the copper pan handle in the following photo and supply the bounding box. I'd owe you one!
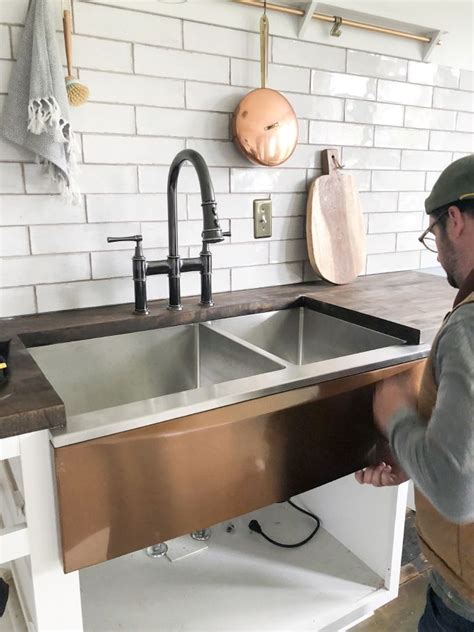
[259,13,269,88]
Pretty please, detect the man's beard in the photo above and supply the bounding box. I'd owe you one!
[446,272,459,288]
[442,240,459,288]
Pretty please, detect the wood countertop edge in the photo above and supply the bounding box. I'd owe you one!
[0,271,455,440]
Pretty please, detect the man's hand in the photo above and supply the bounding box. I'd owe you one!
[355,438,409,487]
[373,374,417,436]
[355,461,409,487]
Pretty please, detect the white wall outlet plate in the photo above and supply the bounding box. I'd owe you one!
[253,199,272,239]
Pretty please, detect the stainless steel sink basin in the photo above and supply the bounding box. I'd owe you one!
[32,302,424,448]
[209,307,407,365]
[28,324,283,417]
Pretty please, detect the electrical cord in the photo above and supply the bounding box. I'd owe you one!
[248,499,321,548]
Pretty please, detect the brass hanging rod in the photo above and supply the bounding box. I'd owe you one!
[233,0,434,44]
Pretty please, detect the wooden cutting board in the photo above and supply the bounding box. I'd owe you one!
[306,149,366,285]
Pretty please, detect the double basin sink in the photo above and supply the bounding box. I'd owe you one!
[28,300,423,447]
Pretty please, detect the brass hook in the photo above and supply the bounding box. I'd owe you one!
[330,16,343,37]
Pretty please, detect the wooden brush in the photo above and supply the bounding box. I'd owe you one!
[63,9,89,106]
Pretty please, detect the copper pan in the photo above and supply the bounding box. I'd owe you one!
[232,11,298,167]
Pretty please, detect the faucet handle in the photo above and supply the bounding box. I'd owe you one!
[221,219,232,238]
[107,234,143,244]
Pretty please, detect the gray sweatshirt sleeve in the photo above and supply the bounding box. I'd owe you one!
[388,304,474,524]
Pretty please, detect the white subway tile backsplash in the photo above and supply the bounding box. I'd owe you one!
[342,147,400,170]
[407,62,460,88]
[79,165,138,194]
[83,136,184,165]
[0,25,10,58]
[460,70,474,92]
[186,82,247,113]
[0,163,23,193]
[0,253,90,287]
[232,262,303,291]
[289,94,344,121]
[311,70,376,100]
[345,99,404,126]
[0,4,472,315]
[135,222,169,249]
[338,170,371,191]
[359,192,398,213]
[0,1,27,25]
[36,277,132,313]
[398,192,427,212]
[190,242,269,269]
[401,150,452,171]
[372,171,425,191]
[270,193,307,216]
[309,121,373,147]
[404,106,457,131]
[0,226,29,256]
[396,231,424,251]
[430,131,474,152]
[374,126,429,150]
[0,59,13,92]
[347,50,407,81]
[230,168,307,193]
[134,45,229,84]
[0,195,85,225]
[72,35,132,73]
[86,194,184,223]
[269,239,307,264]
[378,80,432,107]
[283,145,322,170]
[184,22,259,60]
[425,172,442,190]
[367,251,420,274]
[186,140,249,168]
[231,59,309,94]
[139,166,229,193]
[366,233,396,254]
[456,112,474,133]
[79,70,184,108]
[0,286,35,317]
[70,103,135,134]
[74,2,182,49]
[433,88,474,112]
[369,212,423,233]
[30,223,140,254]
[145,220,216,248]
[136,107,229,140]
[24,165,137,194]
[272,38,345,72]
[420,250,440,268]
[231,217,304,243]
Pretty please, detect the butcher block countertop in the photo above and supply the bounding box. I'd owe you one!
[0,270,456,439]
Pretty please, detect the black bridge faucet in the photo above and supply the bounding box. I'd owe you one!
[107,150,231,313]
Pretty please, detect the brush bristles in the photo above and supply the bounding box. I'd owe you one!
[65,77,89,107]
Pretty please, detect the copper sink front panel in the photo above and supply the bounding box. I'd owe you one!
[55,360,425,572]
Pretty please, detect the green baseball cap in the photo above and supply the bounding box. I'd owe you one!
[425,154,474,214]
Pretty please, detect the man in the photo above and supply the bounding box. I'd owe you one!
[355,154,474,631]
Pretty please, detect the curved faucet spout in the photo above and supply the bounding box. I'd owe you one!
[167,149,223,256]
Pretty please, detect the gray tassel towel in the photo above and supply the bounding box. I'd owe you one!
[0,0,80,203]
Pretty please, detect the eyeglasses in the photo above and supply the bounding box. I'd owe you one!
[418,210,448,253]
